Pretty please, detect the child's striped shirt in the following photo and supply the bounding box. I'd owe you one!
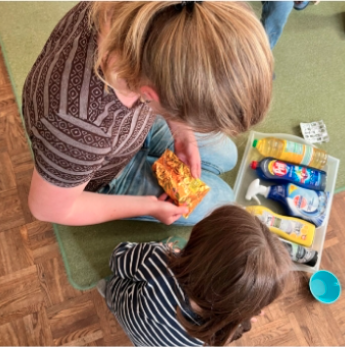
[104,242,203,346]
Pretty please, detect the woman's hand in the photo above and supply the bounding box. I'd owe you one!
[147,195,189,225]
[167,121,201,178]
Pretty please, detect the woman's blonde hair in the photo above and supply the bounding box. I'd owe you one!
[90,2,273,136]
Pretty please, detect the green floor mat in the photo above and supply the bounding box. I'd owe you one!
[1,2,345,289]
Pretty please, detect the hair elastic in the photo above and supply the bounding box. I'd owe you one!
[175,1,202,12]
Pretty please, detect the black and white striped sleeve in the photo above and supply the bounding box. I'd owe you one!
[109,242,158,282]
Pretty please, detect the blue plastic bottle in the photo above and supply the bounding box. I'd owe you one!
[251,157,326,191]
[246,179,329,227]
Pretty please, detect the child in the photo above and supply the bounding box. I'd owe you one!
[97,205,292,346]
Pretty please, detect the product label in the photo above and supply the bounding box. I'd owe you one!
[283,141,314,166]
[286,184,328,227]
[292,193,319,213]
[268,160,322,187]
[259,211,308,240]
[284,141,304,155]
[301,145,313,166]
[281,239,316,264]
[270,161,288,177]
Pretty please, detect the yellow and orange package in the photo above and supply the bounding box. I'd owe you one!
[152,149,210,218]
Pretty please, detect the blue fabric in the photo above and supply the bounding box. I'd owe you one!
[293,1,310,10]
[261,1,294,49]
[99,116,237,226]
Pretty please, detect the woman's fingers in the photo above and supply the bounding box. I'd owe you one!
[175,205,189,216]
[158,193,168,201]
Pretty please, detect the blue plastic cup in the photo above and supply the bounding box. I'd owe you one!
[309,270,341,304]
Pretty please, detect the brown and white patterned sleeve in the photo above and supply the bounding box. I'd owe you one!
[22,2,111,188]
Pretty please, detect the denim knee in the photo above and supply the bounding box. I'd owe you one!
[178,171,235,225]
[197,133,238,175]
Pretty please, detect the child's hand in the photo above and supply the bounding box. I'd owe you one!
[147,195,189,225]
[159,241,181,253]
[251,309,265,323]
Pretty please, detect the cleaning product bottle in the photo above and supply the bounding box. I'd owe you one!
[251,157,327,191]
[279,238,318,267]
[252,137,327,169]
[246,205,315,247]
[246,179,329,227]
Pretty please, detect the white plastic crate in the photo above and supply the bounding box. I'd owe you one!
[233,131,340,273]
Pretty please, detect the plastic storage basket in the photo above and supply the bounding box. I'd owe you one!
[233,131,340,273]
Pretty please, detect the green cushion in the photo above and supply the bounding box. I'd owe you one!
[1,1,345,289]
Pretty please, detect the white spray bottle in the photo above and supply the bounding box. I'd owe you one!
[245,179,328,227]
[245,179,270,205]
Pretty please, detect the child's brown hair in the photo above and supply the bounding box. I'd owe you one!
[90,1,273,136]
[167,205,292,346]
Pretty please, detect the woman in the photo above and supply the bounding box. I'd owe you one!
[23,1,273,226]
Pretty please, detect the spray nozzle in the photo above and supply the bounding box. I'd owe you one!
[245,179,269,205]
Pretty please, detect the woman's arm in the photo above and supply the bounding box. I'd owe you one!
[28,168,188,225]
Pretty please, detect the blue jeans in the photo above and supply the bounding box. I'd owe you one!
[99,117,237,226]
[261,1,294,49]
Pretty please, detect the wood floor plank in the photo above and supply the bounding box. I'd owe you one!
[328,297,345,337]
[14,166,36,224]
[41,256,84,306]
[0,265,37,287]
[54,323,103,346]
[0,84,16,112]
[0,225,34,275]
[0,314,37,346]
[27,221,61,262]
[0,151,16,191]
[307,302,345,345]
[88,338,106,346]
[11,151,34,177]
[0,188,26,232]
[0,302,44,327]
[30,307,54,346]
[287,313,309,346]
[91,289,132,346]
[4,110,29,156]
[249,317,297,346]
[0,268,44,317]
[47,293,100,341]
[291,307,323,346]
[0,115,7,152]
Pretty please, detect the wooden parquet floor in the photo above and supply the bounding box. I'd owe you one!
[1,48,345,347]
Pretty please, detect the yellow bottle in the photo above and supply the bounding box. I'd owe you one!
[253,137,327,169]
[246,205,315,247]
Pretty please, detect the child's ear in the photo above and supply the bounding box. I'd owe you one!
[139,86,160,103]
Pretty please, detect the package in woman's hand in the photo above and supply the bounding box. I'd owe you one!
[152,149,210,218]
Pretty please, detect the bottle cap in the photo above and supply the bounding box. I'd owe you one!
[306,252,318,267]
[252,139,258,148]
[251,161,258,170]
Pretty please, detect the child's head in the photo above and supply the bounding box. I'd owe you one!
[90,2,273,136]
[168,205,292,346]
